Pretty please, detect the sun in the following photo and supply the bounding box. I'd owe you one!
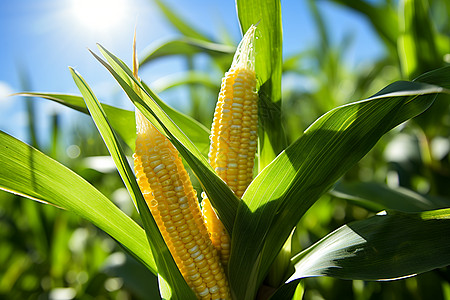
[71,0,127,32]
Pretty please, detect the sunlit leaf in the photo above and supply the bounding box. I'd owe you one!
[91,44,238,233]
[149,71,220,93]
[70,68,196,299]
[17,90,210,155]
[0,130,156,273]
[140,37,234,67]
[152,0,211,41]
[140,81,211,157]
[237,0,286,170]
[229,76,450,299]
[17,92,136,150]
[288,208,450,281]
[398,0,442,79]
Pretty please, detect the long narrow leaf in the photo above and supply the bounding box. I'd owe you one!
[152,0,210,41]
[288,208,450,281]
[17,92,136,149]
[149,71,220,93]
[237,0,286,169]
[140,81,211,157]
[399,0,441,79]
[413,65,450,89]
[0,130,156,273]
[140,37,234,67]
[330,181,449,212]
[229,75,449,299]
[70,68,196,299]
[268,280,301,300]
[91,44,238,233]
[17,91,210,155]
[330,0,398,51]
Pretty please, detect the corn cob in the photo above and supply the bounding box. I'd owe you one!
[201,194,230,266]
[132,37,230,300]
[201,25,258,266]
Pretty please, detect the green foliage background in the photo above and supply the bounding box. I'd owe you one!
[1,0,450,299]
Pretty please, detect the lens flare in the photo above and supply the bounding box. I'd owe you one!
[71,0,127,32]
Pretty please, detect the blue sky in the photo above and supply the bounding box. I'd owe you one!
[0,0,385,148]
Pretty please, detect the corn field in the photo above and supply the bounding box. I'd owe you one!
[1,0,450,299]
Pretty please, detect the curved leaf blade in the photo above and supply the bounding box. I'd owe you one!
[330,0,398,50]
[399,0,442,79]
[70,68,195,299]
[140,81,211,157]
[140,37,234,67]
[0,130,156,273]
[268,279,302,300]
[229,78,449,299]
[414,65,450,89]
[149,71,220,93]
[17,89,210,156]
[237,0,286,168]
[289,209,450,281]
[152,0,210,41]
[330,181,449,212]
[17,92,136,150]
[91,44,238,234]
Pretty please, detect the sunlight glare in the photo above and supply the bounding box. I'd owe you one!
[72,0,127,32]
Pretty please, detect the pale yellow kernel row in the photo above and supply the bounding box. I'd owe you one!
[202,65,258,267]
[134,115,230,299]
[209,67,258,198]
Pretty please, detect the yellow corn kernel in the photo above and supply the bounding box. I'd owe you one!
[132,34,229,300]
[209,64,258,198]
[133,112,230,299]
[202,25,258,266]
[201,195,230,266]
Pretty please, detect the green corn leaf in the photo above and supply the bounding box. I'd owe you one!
[70,68,195,299]
[17,92,136,149]
[91,44,238,234]
[413,65,450,89]
[149,71,220,93]
[140,81,211,157]
[268,280,302,300]
[0,130,156,274]
[16,91,210,156]
[152,0,211,41]
[399,0,442,79]
[17,69,38,149]
[236,0,286,170]
[228,74,450,299]
[330,0,398,51]
[140,37,234,67]
[330,181,449,212]
[288,208,450,281]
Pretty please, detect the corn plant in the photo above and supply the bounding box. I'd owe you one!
[2,0,450,299]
